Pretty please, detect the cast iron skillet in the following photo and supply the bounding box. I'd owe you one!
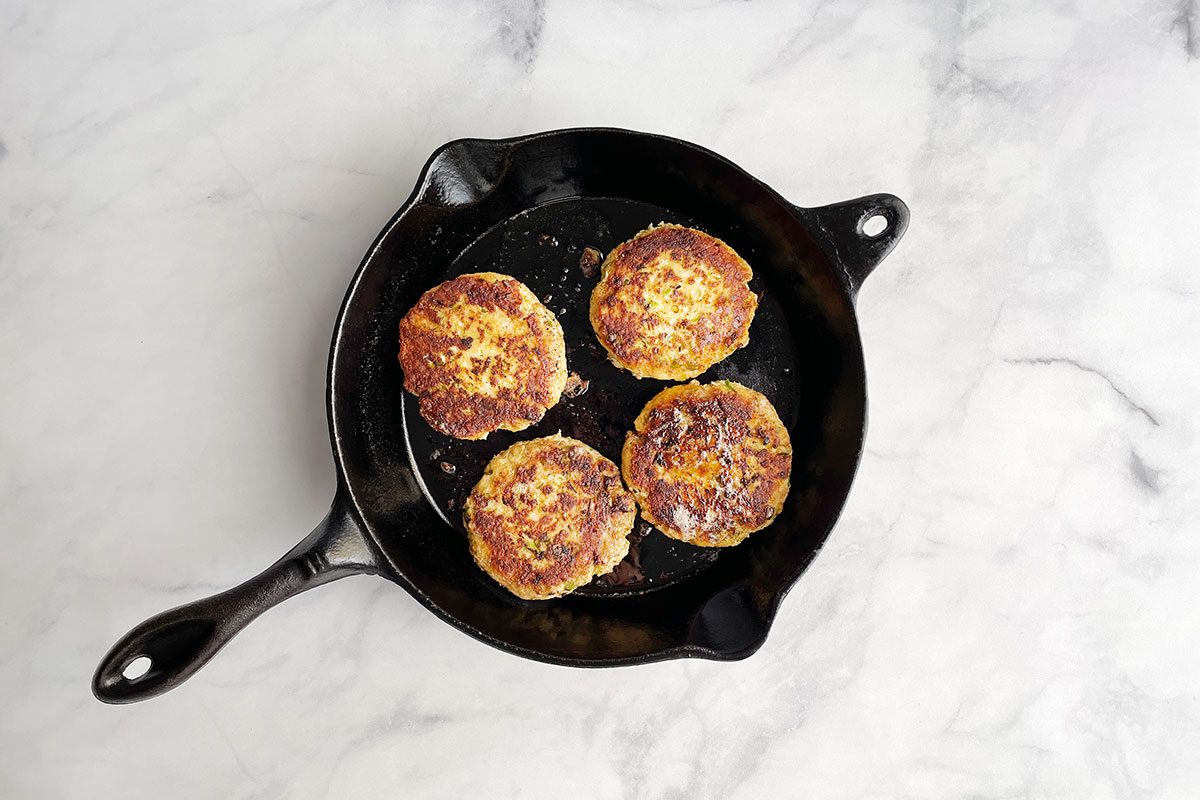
[93,127,908,703]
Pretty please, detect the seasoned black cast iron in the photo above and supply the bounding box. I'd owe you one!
[93,128,909,703]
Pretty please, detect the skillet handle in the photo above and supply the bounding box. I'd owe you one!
[798,193,910,297]
[92,494,378,704]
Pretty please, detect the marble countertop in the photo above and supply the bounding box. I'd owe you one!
[4,1,1200,797]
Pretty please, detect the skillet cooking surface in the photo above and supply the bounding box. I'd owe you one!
[405,197,801,596]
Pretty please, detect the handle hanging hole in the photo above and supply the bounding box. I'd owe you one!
[860,213,888,238]
[122,656,152,681]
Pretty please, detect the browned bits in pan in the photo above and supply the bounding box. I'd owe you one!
[579,246,603,278]
[563,372,590,398]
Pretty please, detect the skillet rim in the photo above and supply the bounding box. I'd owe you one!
[325,126,871,666]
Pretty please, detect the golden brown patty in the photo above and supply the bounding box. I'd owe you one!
[398,272,567,440]
[589,224,757,380]
[464,435,636,600]
[622,381,791,548]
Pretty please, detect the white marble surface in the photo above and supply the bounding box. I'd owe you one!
[3,0,1200,797]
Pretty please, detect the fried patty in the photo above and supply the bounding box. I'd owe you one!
[622,381,791,547]
[464,435,636,600]
[589,224,757,380]
[398,272,568,440]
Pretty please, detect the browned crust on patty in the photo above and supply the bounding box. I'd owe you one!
[622,381,791,547]
[464,435,636,600]
[398,273,567,440]
[589,225,757,380]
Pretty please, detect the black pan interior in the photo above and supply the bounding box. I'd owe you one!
[406,197,800,596]
[330,130,867,663]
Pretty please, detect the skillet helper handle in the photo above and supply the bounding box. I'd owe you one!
[800,193,910,296]
[93,497,376,704]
